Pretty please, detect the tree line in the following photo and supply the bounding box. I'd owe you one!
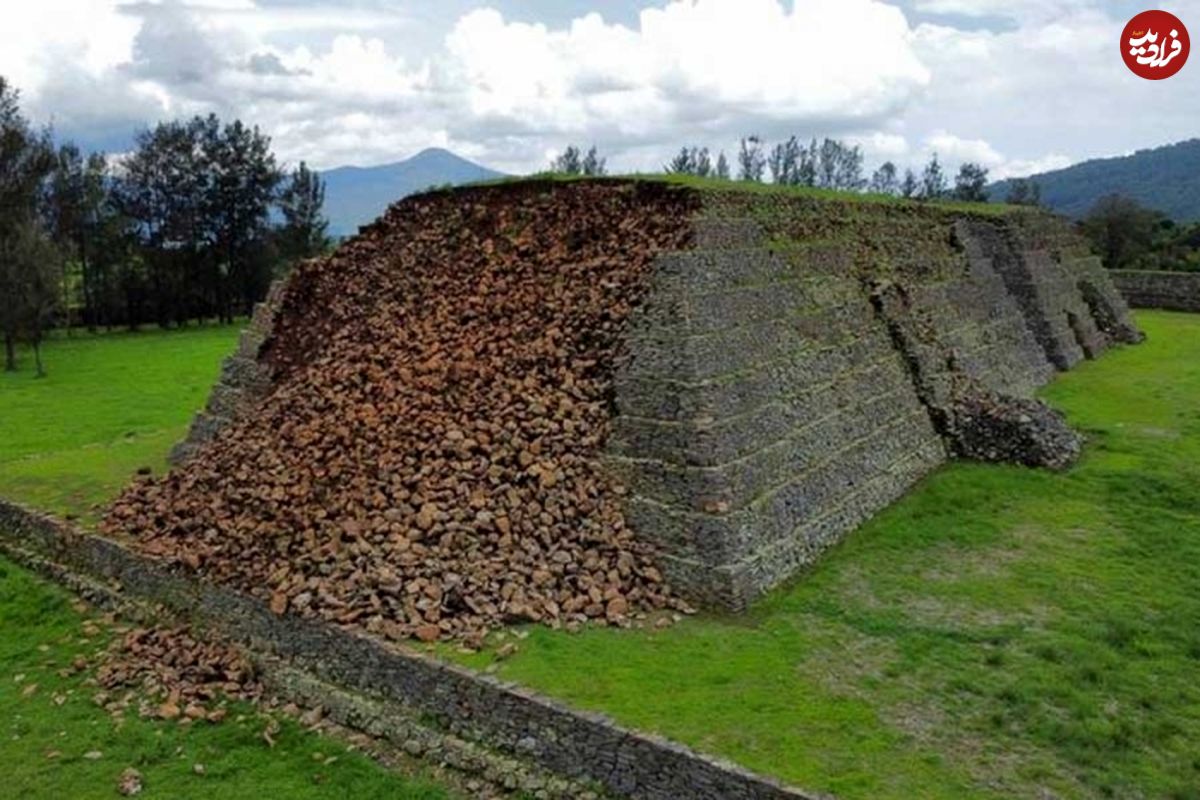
[551,136,1009,203]
[0,77,330,376]
[1080,194,1200,273]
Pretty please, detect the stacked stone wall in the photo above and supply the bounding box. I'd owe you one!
[1111,269,1200,312]
[0,501,818,800]
[960,217,1141,369]
[605,228,945,607]
[169,279,287,464]
[607,196,1141,608]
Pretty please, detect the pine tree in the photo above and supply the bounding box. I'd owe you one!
[870,162,899,195]
[0,77,56,370]
[46,145,110,329]
[768,137,801,185]
[737,136,765,182]
[665,147,695,175]
[953,162,990,202]
[278,162,330,264]
[715,151,730,180]
[816,138,840,188]
[833,143,865,191]
[202,117,282,320]
[767,142,786,184]
[920,153,947,200]
[666,147,715,177]
[797,139,817,187]
[580,146,606,176]
[551,146,582,175]
[2,219,63,377]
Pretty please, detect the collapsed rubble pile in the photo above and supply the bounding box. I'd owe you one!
[943,391,1081,470]
[104,181,698,645]
[94,625,263,722]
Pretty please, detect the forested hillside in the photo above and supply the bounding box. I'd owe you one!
[991,139,1200,221]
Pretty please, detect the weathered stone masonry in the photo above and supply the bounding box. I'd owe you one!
[605,195,1141,609]
[1111,269,1200,312]
[169,277,288,464]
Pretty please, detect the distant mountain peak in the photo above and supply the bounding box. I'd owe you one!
[410,146,460,158]
[321,149,505,236]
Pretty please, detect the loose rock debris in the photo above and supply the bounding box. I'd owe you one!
[94,625,263,722]
[105,181,699,644]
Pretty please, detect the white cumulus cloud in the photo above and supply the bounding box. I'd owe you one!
[445,0,930,139]
[2,0,1197,180]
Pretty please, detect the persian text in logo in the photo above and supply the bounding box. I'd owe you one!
[1122,10,1190,80]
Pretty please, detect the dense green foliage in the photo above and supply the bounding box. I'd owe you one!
[0,556,456,800]
[0,324,240,521]
[991,138,1200,221]
[0,77,60,375]
[1138,218,1200,272]
[0,74,332,341]
[113,115,283,327]
[452,311,1200,800]
[1081,194,1200,272]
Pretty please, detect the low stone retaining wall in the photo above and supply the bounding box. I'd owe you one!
[1110,270,1200,312]
[0,500,823,800]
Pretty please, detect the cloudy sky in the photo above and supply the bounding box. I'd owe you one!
[3,0,1198,178]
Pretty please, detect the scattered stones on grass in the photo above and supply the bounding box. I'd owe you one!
[104,182,699,645]
[93,625,262,722]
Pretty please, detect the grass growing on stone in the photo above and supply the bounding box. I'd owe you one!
[0,325,239,522]
[457,173,1017,217]
[0,555,457,800]
[452,311,1200,800]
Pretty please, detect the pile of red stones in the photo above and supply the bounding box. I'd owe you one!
[104,181,698,646]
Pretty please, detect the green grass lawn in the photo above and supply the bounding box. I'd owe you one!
[451,311,1200,800]
[0,325,460,799]
[3,314,1200,799]
[0,555,456,800]
[468,172,1016,217]
[0,325,239,522]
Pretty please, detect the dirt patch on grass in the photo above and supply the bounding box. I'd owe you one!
[800,619,901,697]
[832,526,1063,633]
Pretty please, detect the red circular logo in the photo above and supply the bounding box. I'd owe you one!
[1122,10,1190,80]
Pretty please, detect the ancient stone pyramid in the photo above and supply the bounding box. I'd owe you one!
[111,179,1141,642]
